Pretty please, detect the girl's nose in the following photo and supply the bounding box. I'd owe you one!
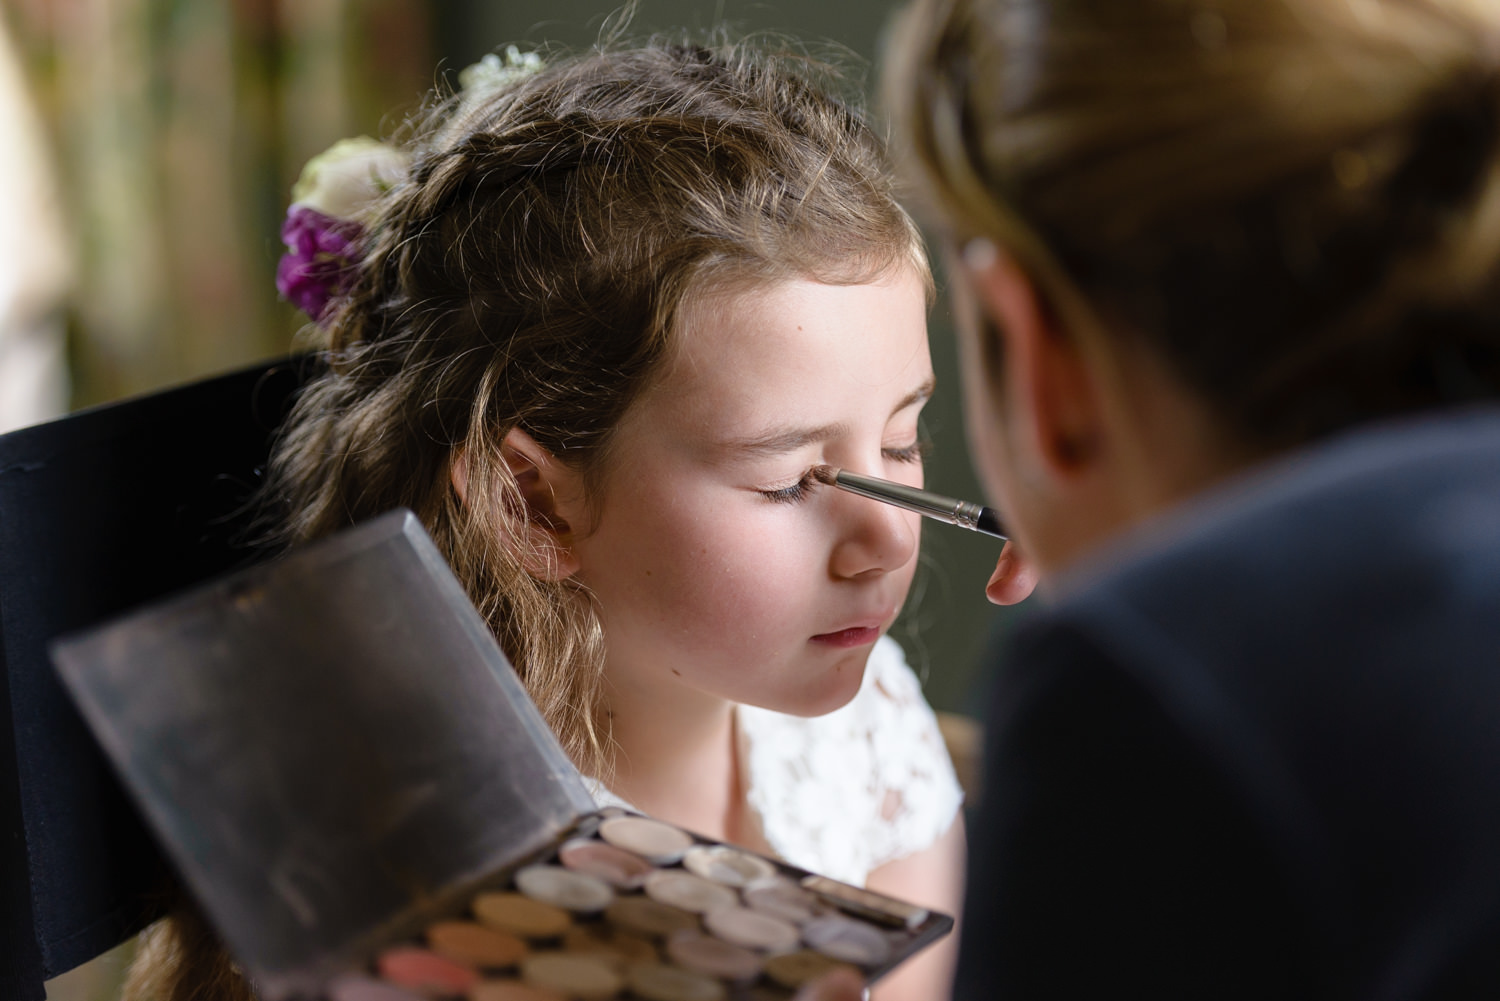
[828,480,920,579]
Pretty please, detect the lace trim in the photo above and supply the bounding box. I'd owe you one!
[737,636,963,885]
[585,636,963,887]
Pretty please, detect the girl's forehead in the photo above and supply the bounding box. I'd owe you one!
[676,272,929,369]
[627,273,933,444]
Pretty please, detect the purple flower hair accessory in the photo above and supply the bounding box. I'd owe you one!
[275,205,362,322]
[275,136,409,324]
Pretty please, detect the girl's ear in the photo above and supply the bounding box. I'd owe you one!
[450,428,585,581]
[964,242,1104,483]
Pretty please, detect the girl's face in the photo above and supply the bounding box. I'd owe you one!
[569,270,932,718]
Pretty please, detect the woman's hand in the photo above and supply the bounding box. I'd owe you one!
[986,540,1037,605]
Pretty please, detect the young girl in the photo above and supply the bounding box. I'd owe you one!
[128,36,963,1001]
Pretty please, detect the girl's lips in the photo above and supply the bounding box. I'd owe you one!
[809,625,883,649]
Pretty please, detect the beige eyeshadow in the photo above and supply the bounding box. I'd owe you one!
[466,980,567,1001]
[604,896,702,939]
[514,864,614,913]
[763,949,860,989]
[701,905,801,953]
[426,921,528,969]
[742,880,821,925]
[643,870,738,915]
[623,961,727,1001]
[801,915,892,965]
[518,952,622,1001]
[664,930,764,982]
[558,838,656,889]
[597,816,693,864]
[680,845,777,888]
[472,892,573,939]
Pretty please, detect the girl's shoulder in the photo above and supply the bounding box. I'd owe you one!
[736,636,963,885]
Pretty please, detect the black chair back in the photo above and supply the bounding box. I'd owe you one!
[0,356,310,1001]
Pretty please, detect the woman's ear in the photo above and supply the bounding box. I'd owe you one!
[963,240,1103,482]
[450,428,585,581]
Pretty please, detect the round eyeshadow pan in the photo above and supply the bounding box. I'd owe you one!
[681,845,777,888]
[763,949,860,989]
[604,895,702,939]
[598,816,694,864]
[624,961,727,1001]
[472,892,573,939]
[467,980,567,1001]
[701,905,801,953]
[325,973,425,1001]
[514,864,614,913]
[742,881,820,925]
[801,915,892,966]
[557,838,656,889]
[643,870,738,915]
[519,952,622,1000]
[426,920,528,969]
[375,946,480,995]
[664,930,764,982]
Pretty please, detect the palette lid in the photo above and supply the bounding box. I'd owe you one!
[50,510,597,998]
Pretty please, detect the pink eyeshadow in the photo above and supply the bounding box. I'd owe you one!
[557,838,656,889]
[375,946,480,995]
[665,930,764,982]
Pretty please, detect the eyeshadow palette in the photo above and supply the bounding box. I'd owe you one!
[336,808,946,1001]
[50,510,951,1001]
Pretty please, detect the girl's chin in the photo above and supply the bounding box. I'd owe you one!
[757,651,871,718]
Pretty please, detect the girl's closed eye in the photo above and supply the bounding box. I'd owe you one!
[758,440,931,504]
[759,467,821,504]
[884,439,933,465]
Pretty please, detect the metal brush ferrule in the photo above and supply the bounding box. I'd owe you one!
[952,500,985,532]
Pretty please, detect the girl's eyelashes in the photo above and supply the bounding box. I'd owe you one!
[883,439,932,464]
[759,468,819,504]
[757,440,931,504]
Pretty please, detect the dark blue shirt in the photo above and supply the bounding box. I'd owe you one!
[957,409,1500,1000]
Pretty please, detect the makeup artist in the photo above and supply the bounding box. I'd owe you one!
[801,0,1500,997]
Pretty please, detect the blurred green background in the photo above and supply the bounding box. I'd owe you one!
[3,1,1016,990]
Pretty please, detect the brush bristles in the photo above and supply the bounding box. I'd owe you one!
[810,464,840,486]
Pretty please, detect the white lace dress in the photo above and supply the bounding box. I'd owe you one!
[591,636,963,887]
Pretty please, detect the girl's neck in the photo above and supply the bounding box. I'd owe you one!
[602,679,766,850]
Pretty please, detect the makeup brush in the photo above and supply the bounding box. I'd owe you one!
[811,466,1008,540]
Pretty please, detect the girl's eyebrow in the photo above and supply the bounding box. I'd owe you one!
[716,378,936,458]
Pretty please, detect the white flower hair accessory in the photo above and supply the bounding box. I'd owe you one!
[290,136,409,222]
[458,45,545,95]
[276,136,409,323]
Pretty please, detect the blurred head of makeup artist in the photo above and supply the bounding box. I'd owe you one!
[855,0,1500,997]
